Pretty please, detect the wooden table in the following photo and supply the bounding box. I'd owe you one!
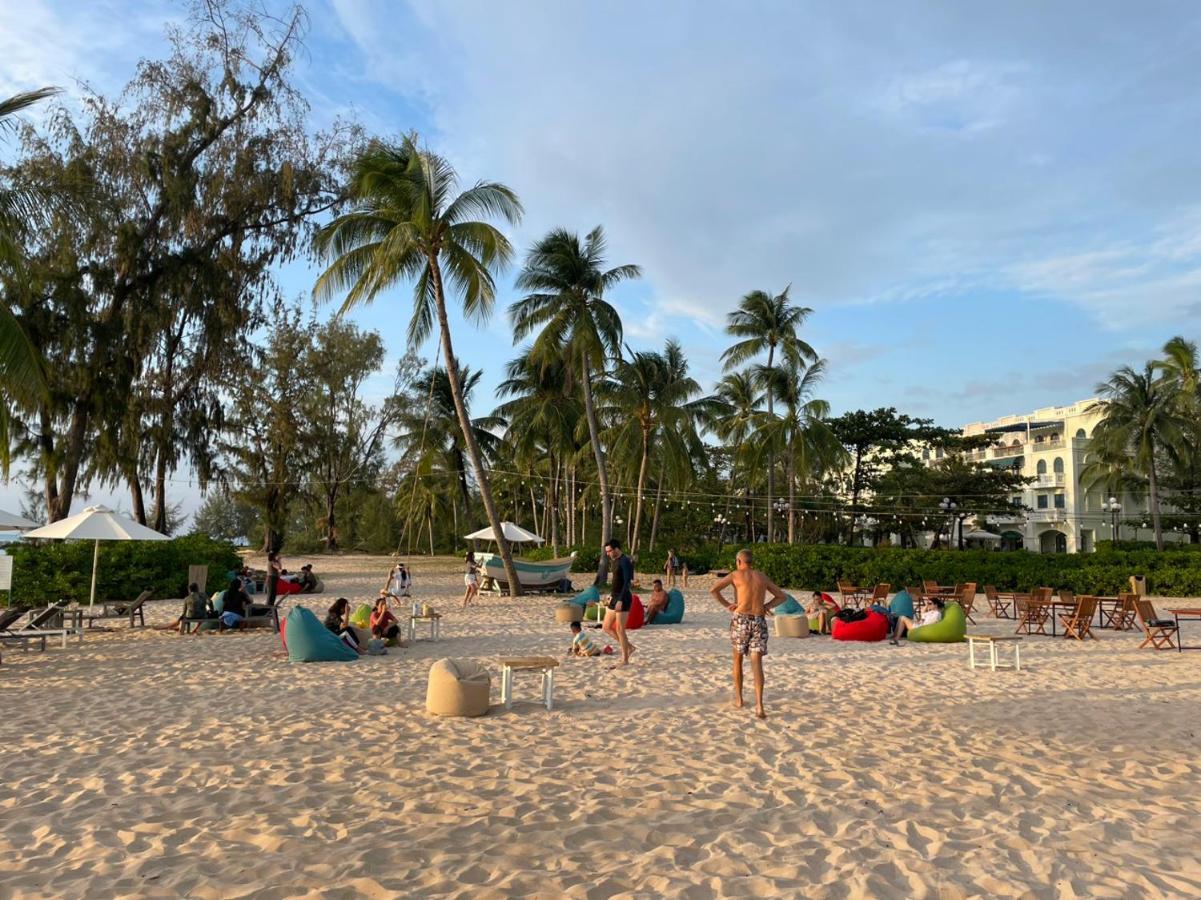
[1166,608,1201,652]
[408,612,442,642]
[967,634,1022,671]
[498,656,559,711]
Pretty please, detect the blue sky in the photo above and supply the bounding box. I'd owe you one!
[4,0,1201,518]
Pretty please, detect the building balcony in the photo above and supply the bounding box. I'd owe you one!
[991,445,1025,459]
[1030,509,1066,523]
[985,512,1025,525]
[1032,474,1066,488]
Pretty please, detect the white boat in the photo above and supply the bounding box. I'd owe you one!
[477,552,575,591]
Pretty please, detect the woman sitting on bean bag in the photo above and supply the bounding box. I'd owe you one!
[890,599,942,645]
[806,593,839,635]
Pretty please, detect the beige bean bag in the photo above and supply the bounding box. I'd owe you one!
[774,614,810,638]
[426,658,491,717]
[554,603,584,624]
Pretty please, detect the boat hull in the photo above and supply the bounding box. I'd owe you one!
[479,554,573,590]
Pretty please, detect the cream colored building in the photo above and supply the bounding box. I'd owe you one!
[940,398,1168,553]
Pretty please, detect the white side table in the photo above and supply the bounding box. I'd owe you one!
[499,657,560,711]
[967,634,1022,671]
[408,613,442,643]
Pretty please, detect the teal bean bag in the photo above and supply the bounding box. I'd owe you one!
[571,585,600,607]
[889,590,915,620]
[775,594,804,615]
[651,588,685,625]
[908,601,967,643]
[284,606,358,663]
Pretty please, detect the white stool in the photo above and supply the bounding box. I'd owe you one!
[499,657,559,711]
[967,634,1022,671]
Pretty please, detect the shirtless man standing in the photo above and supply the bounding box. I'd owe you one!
[710,549,787,719]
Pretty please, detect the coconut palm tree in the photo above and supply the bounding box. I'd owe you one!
[721,287,815,541]
[0,87,56,469]
[511,226,639,581]
[708,371,763,541]
[1088,364,1189,550]
[312,136,525,592]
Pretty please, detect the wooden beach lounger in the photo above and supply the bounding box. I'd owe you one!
[1,604,77,652]
[83,590,153,628]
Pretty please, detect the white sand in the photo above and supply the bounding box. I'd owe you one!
[2,553,1201,898]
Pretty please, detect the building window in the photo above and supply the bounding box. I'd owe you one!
[1050,433,1060,443]
[922,448,930,460]
[1053,457,1064,474]
[1035,435,1044,443]
[1075,428,1087,439]
[1037,495,1048,509]
[1036,460,1047,475]
[1054,494,1065,509]
[935,448,944,460]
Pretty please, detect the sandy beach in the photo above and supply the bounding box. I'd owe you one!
[2,553,1200,898]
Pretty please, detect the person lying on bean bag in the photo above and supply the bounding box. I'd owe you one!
[891,599,943,644]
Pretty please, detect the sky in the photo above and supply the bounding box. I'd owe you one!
[3,0,1201,521]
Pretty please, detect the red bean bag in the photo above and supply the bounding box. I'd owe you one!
[820,591,841,611]
[625,595,645,631]
[831,609,889,642]
[276,579,303,596]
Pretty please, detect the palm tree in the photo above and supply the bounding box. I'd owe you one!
[0,88,57,470]
[1088,364,1189,550]
[495,351,581,553]
[312,136,525,592]
[721,287,816,541]
[511,226,639,581]
[757,359,843,542]
[709,371,763,541]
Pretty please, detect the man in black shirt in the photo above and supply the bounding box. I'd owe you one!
[603,538,636,666]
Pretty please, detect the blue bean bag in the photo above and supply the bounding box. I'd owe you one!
[775,594,804,615]
[889,590,915,620]
[651,588,685,625]
[909,601,967,643]
[570,585,600,607]
[284,606,358,663]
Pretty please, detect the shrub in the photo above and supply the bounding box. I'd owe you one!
[7,535,242,607]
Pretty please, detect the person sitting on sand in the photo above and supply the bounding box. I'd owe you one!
[219,579,250,630]
[644,578,671,624]
[384,562,412,600]
[370,597,402,643]
[297,564,317,592]
[890,598,943,645]
[324,597,363,653]
[567,621,601,657]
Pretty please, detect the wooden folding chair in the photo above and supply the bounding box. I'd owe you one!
[1101,593,1138,631]
[1134,598,1178,650]
[1058,589,1075,605]
[984,585,1012,619]
[1059,595,1098,640]
[837,581,865,608]
[957,582,979,624]
[867,583,890,606]
[1015,587,1052,635]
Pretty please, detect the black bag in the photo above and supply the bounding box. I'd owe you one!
[834,608,868,623]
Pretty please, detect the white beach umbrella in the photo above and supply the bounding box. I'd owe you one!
[963,529,1002,541]
[463,521,544,544]
[24,505,170,608]
[0,509,39,530]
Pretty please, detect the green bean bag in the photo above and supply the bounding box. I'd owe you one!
[350,603,372,629]
[584,603,603,621]
[908,601,967,643]
[889,590,915,620]
[571,585,600,607]
[284,606,359,663]
[650,588,684,625]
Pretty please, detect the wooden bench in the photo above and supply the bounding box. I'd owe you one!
[498,656,560,711]
[966,634,1022,671]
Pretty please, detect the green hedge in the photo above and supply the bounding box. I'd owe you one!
[6,535,242,608]
[715,544,1201,596]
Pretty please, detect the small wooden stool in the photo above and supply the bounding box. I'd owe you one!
[499,656,560,711]
[967,634,1022,671]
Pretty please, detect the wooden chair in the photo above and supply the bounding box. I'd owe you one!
[83,590,153,628]
[984,585,1012,619]
[867,583,890,606]
[1101,593,1138,631]
[957,583,979,624]
[1058,589,1075,605]
[1059,595,1098,640]
[0,604,75,652]
[1134,598,1178,650]
[1015,588,1052,635]
[837,581,865,608]
[921,580,942,600]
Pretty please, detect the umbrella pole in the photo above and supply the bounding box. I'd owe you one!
[89,539,99,609]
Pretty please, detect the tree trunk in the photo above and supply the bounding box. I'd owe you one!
[1148,452,1164,551]
[581,356,612,584]
[325,488,338,551]
[847,447,863,545]
[428,259,522,594]
[129,476,147,525]
[45,403,89,522]
[630,427,651,556]
[648,461,665,553]
[549,456,560,555]
[765,343,775,542]
[787,449,796,544]
[150,344,176,533]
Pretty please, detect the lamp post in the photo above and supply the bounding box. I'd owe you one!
[713,513,729,548]
[1102,496,1122,543]
[939,497,958,549]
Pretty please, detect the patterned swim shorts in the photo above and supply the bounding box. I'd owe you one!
[730,614,769,655]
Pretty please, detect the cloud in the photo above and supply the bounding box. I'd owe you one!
[879,59,1030,134]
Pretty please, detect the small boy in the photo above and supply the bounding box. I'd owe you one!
[568,621,601,657]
